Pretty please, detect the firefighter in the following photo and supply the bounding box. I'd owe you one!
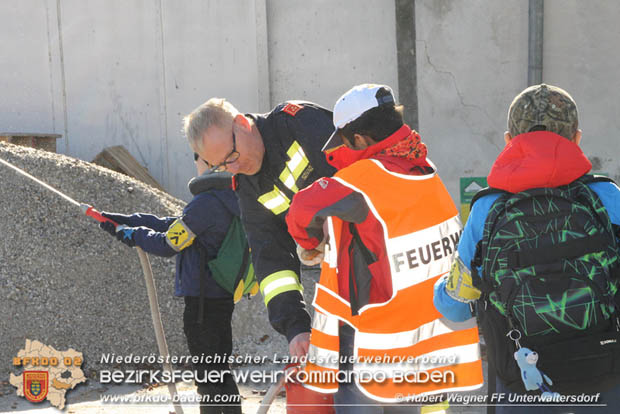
[185,98,335,358]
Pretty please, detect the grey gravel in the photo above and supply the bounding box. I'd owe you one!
[0,142,316,376]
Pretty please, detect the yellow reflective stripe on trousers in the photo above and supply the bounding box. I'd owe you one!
[260,270,303,306]
[257,186,290,215]
[278,141,309,193]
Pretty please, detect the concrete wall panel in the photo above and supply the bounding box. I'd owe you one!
[1,0,618,199]
[0,1,57,134]
[266,0,399,109]
[58,0,168,188]
[0,0,262,200]
[159,0,261,199]
[415,0,528,201]
[544,0,620,181]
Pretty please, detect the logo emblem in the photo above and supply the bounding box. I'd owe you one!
[165,218,195,251]
[282,103,302,116]
[24,371,48,403]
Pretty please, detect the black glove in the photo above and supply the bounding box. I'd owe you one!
[100,211,132,226]
[99,220,117,237]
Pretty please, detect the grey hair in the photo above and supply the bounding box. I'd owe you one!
[183,98,239,151]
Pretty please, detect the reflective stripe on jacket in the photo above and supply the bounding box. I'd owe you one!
[304,159,483,401]
[236,101,336,342]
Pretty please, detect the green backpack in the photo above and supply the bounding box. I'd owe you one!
[189,172,257,304]
[472,175,620,393]
[208,215,257,303]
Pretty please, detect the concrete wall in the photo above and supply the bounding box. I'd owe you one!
[0,1,61,134]
[1,0,619,200]
[266,0,399,109]
[415,0,529,201]
[544,0,620,180]
[415,0,620,202]
[0,0,266,200]
[0,0,399,200]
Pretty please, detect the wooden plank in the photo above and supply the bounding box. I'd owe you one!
[0,133,62,153]
[92,145,164,191]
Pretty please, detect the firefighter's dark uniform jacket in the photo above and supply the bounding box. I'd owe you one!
[236,101,336,342]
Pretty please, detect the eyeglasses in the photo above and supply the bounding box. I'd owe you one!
[207,132,240,172]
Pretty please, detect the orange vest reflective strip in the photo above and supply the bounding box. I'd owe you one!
[304,310,339,392]
[305,159,483,400]
[308,310,339,366]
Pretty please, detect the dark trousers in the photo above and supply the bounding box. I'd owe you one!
[334,325,418,414]
[183,296,241,414]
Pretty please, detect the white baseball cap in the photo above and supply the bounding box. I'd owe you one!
[322,84,396,152]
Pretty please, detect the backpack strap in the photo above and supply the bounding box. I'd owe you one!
[470,187,507,208]
[469,187,509,297]
[470,241,496,296]
[231,216,252,296]
[197,241,207,324]
[579,174,616,186]
[470,175,616,208]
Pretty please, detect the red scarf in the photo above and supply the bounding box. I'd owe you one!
[378,129,428,161]
[325,125,429,170]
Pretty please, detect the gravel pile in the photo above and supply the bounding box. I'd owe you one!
[0,143,315,375]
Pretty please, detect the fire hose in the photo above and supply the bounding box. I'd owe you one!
[0,156,184,414]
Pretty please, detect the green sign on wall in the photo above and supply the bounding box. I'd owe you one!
[459,177,488,222]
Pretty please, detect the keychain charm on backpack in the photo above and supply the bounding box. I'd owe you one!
[508,329,560,399]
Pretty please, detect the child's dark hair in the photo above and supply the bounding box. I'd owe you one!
[339,87,404,142]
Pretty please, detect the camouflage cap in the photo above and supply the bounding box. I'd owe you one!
[507,84,578,140]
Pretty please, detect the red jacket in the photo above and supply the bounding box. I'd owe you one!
[286,125,431,305]
[487,131,592,192]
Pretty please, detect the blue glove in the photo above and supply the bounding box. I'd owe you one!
[115,226,137,247]
[99,221,136,247]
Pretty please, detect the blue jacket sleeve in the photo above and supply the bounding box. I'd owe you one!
[130,191,235,258]
[131,227,177,257]
[124,213,176,232]
[433,193,501,321]
[589,181,620,226]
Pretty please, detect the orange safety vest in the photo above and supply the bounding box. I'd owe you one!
[302,159,483,402]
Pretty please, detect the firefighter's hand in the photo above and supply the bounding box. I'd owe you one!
[296,240,326,266]
[289,332,310,360]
